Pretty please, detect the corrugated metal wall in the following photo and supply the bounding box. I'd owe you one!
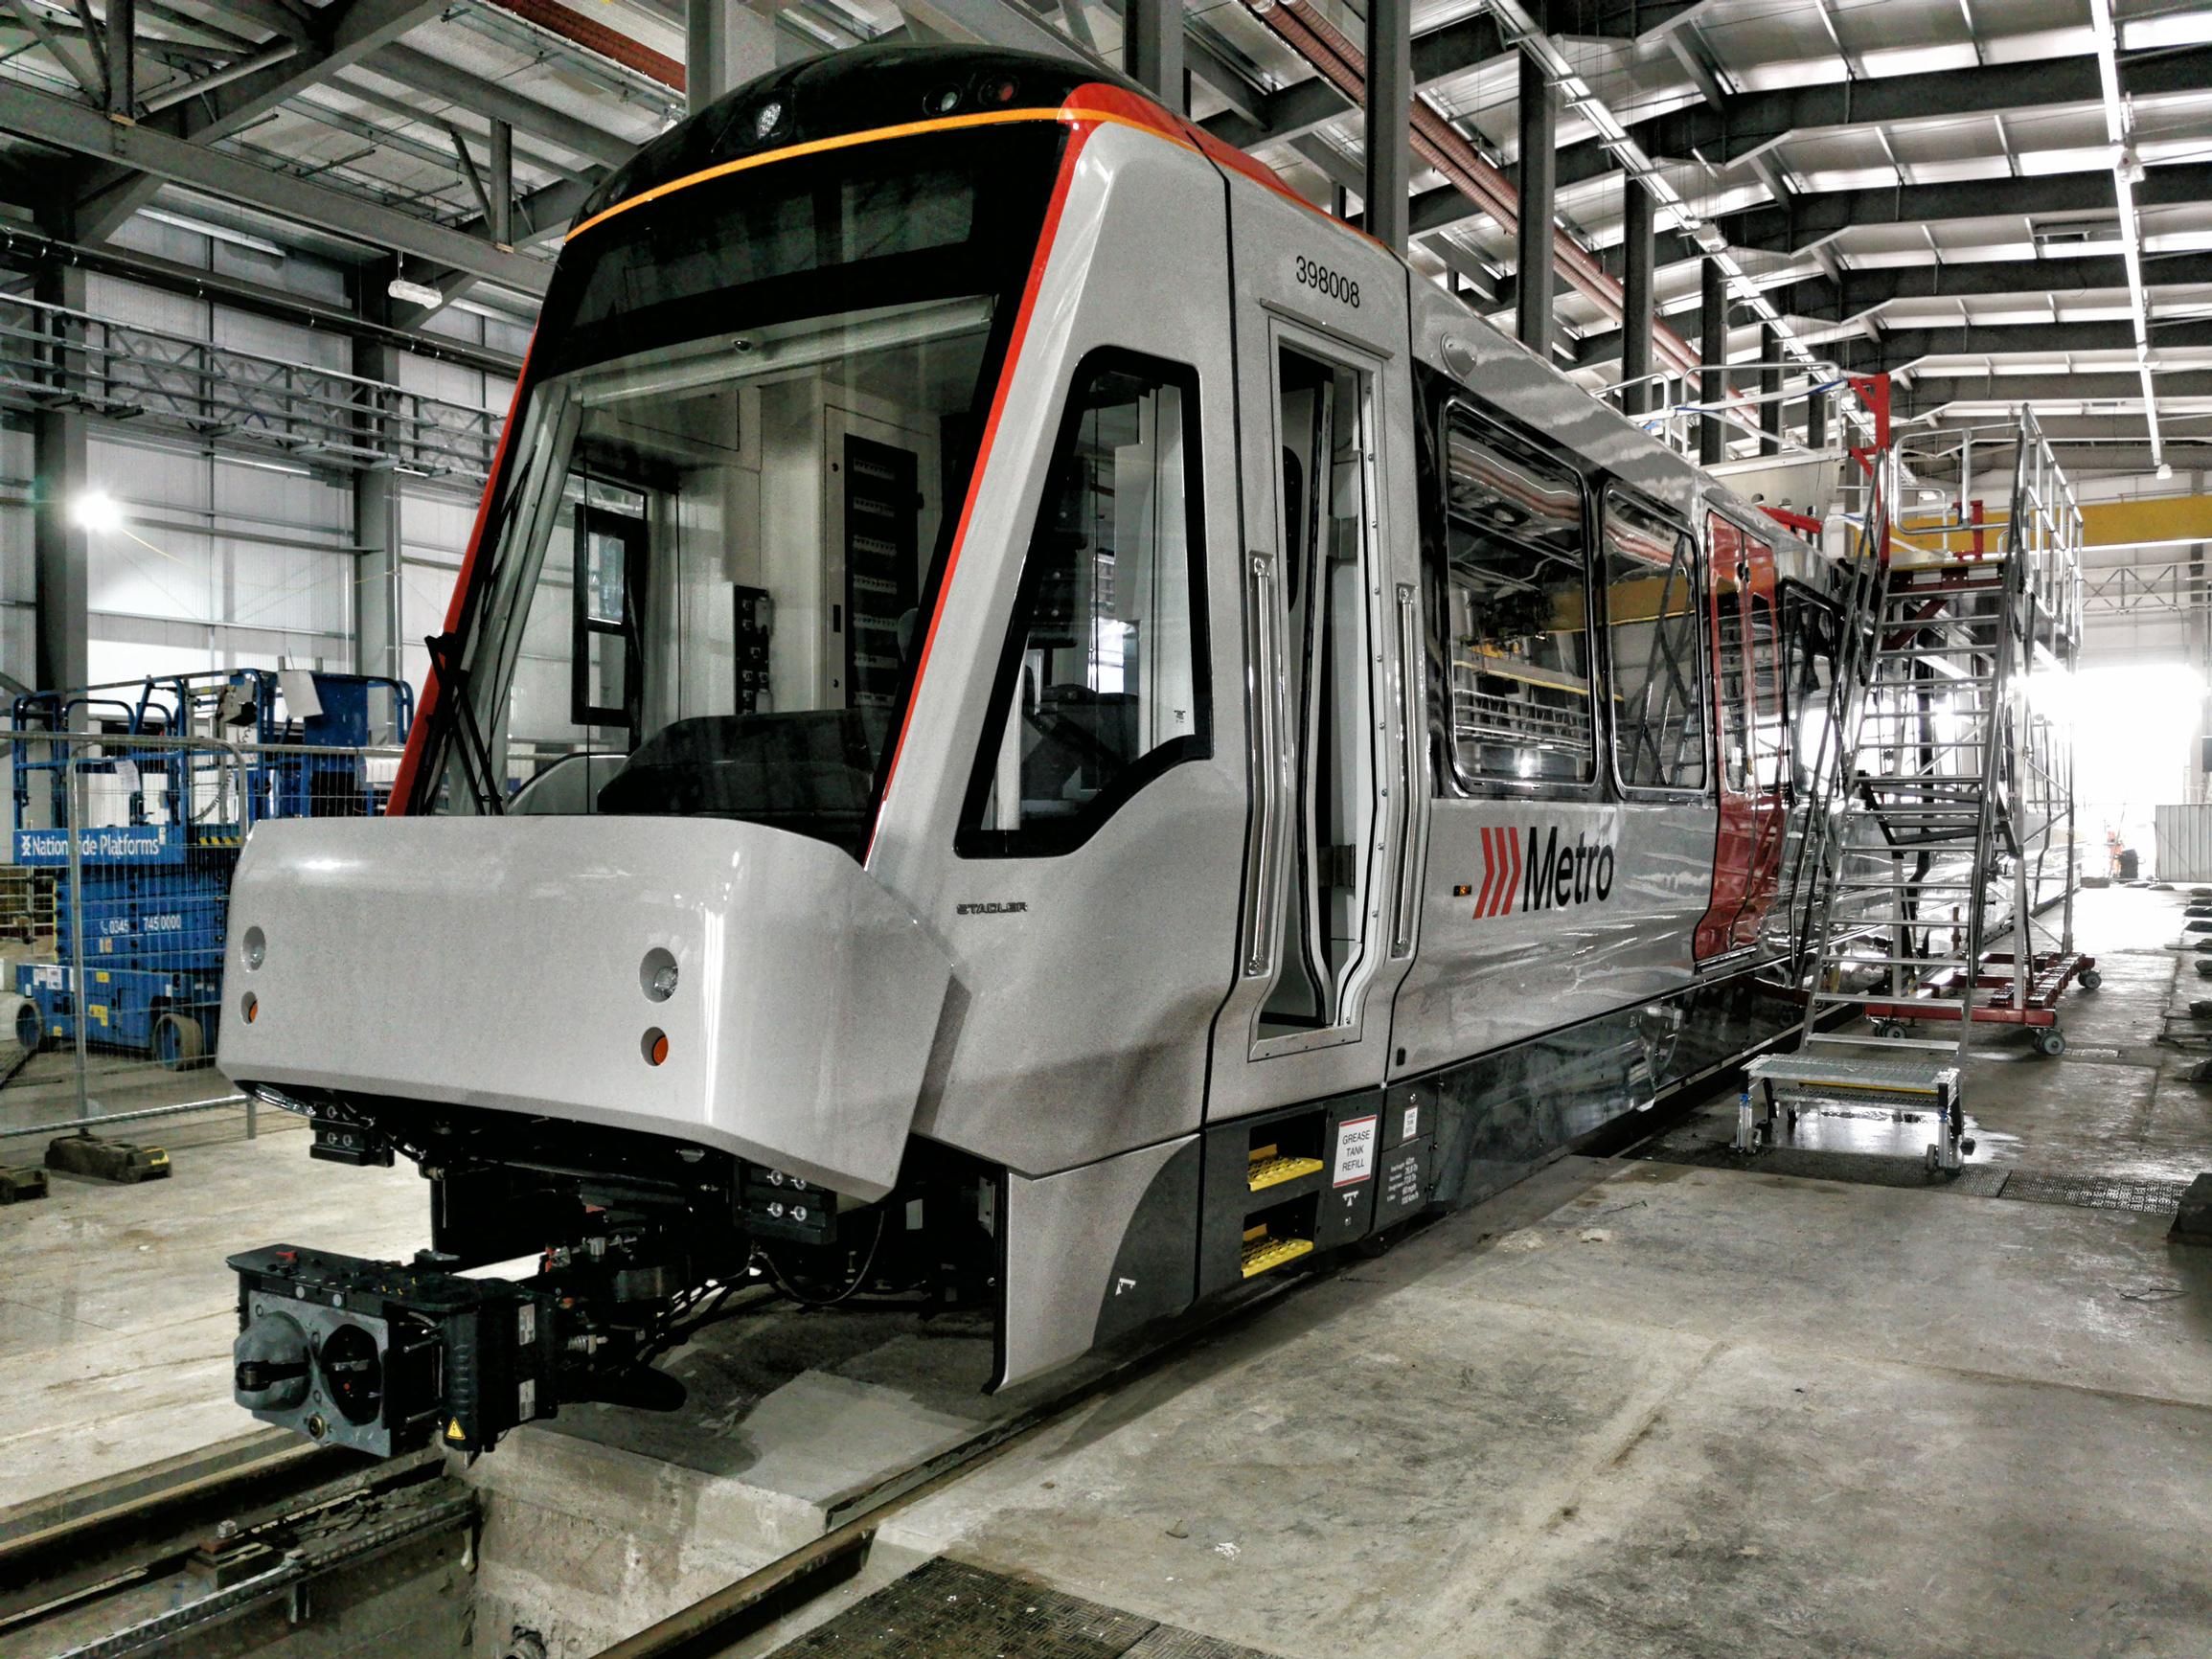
[2155,806,2212,880]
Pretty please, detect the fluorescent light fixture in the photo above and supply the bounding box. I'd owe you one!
[2158,461,2176,480]
[387,277,445,308]
[139,207,286,259]
[72,491,123,532]
[231,456,312,476]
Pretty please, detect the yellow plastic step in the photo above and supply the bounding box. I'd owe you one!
[1240,1233,1315,1279]
[1247,1152,1325,1193]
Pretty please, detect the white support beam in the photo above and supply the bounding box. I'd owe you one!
[2088,0,2165,473]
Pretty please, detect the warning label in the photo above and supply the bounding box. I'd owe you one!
[1334,1115,1378,1187]
[1402,1102,1420,1142]
[1384,1150,1424,1211]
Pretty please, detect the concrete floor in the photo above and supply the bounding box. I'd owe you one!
[0,1107,422,1515]
[5,886,2210,1659]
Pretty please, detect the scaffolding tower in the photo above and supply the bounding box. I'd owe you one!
[1743,409,2091,1173]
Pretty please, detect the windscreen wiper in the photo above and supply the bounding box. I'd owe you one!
[423,631,505,815]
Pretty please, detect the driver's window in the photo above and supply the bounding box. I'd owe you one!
[957,351,1208,856]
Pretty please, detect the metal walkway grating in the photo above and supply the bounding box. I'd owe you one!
[771,1557,1285,1658]
[1997,1173,2193,1215]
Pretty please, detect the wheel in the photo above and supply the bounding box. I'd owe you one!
[2034,1028,2066,1057]
[14,1000,42,1055]
[1876,1020,1905,1040]
[1925,1146,1941,1175]
[2078,968,2103,990]
[153,1011,206,1070]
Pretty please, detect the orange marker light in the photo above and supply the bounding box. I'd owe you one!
[643,1027,668,1067]
[241,991,259,1024]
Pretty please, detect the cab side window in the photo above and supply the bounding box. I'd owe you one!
[1603,490,1707,792]
[958,352,1209,856]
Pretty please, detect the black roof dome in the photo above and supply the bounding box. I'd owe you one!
[572,44,1142,232]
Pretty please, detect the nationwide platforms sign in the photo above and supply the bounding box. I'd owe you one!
[15,826,183,866]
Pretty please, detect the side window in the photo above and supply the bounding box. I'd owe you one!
[1604,490,1707,791]
[1783,589,1837,799]
[1438,410,1593,787]
[957,352,1208,856]
[1745,540,1786,795]
[1706,513,1749,792]
[571,499,646,734]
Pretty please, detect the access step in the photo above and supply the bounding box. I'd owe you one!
[1745,1051,1962,1108]
[1241,1227,1314,1279]
[1247,1148,1324,1192]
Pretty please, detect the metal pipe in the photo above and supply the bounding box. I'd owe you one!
[1699,257,1726,466]
[0,1093,250,1140]
[64,760,89,1127]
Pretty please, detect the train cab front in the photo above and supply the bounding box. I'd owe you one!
[215,44,1244,1458]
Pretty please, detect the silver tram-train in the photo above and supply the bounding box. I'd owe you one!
[221,44,1843,1457]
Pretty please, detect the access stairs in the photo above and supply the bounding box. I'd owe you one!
[1742,410,2089,1172]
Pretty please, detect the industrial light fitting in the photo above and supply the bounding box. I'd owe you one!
[386,276,445,308]
[71,490,122,532]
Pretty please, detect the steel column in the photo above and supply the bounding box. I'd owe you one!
[1515,51,1556,359]
[1760,323,1782,456]
[1699,257,1726,466]
[105,0,135,117]
[686,0,776,116]
[32,258,90,698]
[1807,376,1828,451]
[354,267,405,687]
[1126,0,1184,113]
[1363,0,1411,255]
[489,120,513,248]
[1619,174,1653,416]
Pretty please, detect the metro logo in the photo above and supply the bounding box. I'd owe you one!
[1471,826,1617,919]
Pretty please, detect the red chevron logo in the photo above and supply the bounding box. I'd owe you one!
[1474,827,1524,919]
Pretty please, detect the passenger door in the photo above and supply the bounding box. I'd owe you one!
[1206,215,1423,1125]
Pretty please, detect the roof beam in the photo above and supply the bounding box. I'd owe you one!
[6,75,551,290]
[1201,0,1702,150]
[372,44,641,170]
[1831,317,2212,375]
[1550,43,2212,189]
[69,0,451,241]
[1898,369,2212,417]
[1573,252,2212,364]
[1708,161,2212,260]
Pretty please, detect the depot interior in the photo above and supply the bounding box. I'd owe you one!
[7,1,2212,1657]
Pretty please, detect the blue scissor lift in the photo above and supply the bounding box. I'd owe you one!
[11,670,412,1066]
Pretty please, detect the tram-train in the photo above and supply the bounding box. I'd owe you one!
[221,43,1847,1457]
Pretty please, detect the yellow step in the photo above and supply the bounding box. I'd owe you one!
[1240,1234,1315,1279]
[1247,1153,1324,1193]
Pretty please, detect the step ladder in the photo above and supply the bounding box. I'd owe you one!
[1742,411,2084,1172]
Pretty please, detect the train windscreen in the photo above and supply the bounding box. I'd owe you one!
[415,127,1065,855]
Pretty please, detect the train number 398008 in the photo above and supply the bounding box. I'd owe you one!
[1294,256,1359,308]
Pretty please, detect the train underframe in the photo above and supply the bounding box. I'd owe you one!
[228,959,1803,1460]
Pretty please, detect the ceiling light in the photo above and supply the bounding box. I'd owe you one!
[2157,462,2176,481]
[72,491,122,533]
[387,277,445,308]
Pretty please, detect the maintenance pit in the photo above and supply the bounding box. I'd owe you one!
[5,881,2209,1659]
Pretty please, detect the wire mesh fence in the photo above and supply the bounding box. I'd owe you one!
[0,722,406,1153]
